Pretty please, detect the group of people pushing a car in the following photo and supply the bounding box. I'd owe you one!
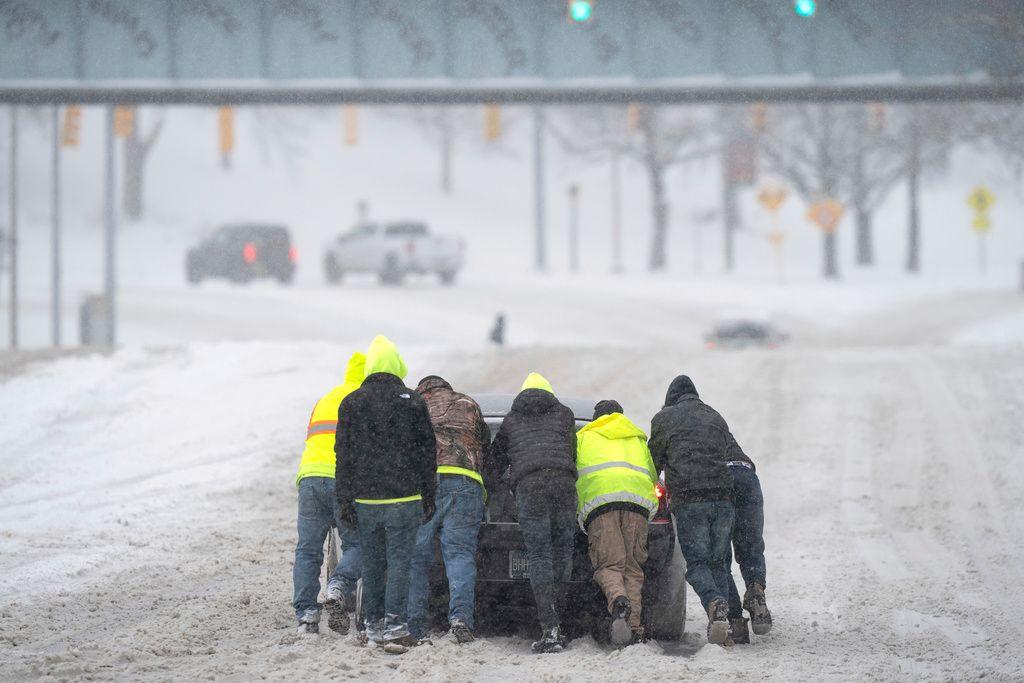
[291,335,771,653]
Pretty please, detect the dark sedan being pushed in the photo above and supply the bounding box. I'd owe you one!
[354,394,687,643]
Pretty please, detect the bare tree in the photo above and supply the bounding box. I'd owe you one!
[549,105,717,272]
[123,108,164,222]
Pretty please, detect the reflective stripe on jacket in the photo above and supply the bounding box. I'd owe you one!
[575,412,658,530]
[295,352,365,486]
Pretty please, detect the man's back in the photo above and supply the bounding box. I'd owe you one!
[417,376,490,478]
[650,376,734,505]
[491,387,576,490]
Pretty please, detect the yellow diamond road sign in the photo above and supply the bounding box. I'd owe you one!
[758,185,788,212]
[807,199,845,234]
[972,214,991,232]
[967,186,995,213]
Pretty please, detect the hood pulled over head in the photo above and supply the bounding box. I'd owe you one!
[364,335,408,379]
[664,375,699,407]
[343,352,367,387]
[416,375,452,394]
[520,372,554,395]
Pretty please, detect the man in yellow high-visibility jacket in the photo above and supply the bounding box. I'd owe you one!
[575,399,658,646]
[293,352,365,636]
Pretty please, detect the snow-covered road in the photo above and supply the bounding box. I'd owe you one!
[2,281,1023,681]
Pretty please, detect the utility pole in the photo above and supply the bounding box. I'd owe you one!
[51,106,62,347]
[8,106,18,350]
[568,184,580,273]
[532,106,547,272]
[104,106,117,347]
[610,148,623,273]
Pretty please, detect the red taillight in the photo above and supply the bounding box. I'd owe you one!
[242,242,257,264]
[289,246,298,263]
[405,240,415,255]
[655,482,665,499]
[705,341,716,350]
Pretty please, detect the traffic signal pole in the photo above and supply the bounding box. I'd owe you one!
[51,105,62,347]
[532,106,547,272]
[104,105,117,346]
[8,106,18,350]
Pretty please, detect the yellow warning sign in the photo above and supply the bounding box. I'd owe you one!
[758,185,788,212]
[807,199,845,234]
[972,214,991,233]
[966,186,995,213]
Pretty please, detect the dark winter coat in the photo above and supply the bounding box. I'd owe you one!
[489,388,577,492]
[648,375,735,507]
[415,376,491,478]
[335,372,437,507]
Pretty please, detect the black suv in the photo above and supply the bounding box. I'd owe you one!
[186,224,296,285]
[354,394,687,642]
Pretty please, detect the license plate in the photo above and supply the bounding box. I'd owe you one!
[508,550,529,579]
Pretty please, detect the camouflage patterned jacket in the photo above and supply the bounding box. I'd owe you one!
[415,376,491,483]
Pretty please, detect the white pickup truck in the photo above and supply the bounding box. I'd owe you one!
[323,221,465,285]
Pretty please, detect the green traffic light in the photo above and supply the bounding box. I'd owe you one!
[794,0,816,17]
[569,0,593,22]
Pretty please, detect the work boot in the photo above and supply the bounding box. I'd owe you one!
[297,608,320,636]
[729,617,750,644]
[743,583,773,635]
[629,627,646,645]
[324,581,350,634]
[610,596,632,648]
[706,598,730,645]
[531,625,564,653]
[450,619,475,644]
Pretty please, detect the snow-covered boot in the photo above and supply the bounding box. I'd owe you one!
[729,617,750,644]
[743,583,773,635]
[610,596,632,648]
[297,608,320,636]
[324,581,350,634]
[706,598,730,645]
[531,625,564,653]
[450,619,475,644]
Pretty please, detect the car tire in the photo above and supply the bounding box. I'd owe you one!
[354,579,365,632]
[647,521,687,641]
[324,254,343,285]
[438,270,456,286]
[186,254,202,285]
[379,254,404,286]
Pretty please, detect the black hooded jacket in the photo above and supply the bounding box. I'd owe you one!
[335,373,437,508]
[648,376,735,506]
[489,388,577,492]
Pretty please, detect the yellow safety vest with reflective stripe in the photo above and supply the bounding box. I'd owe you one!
[575,412,658,530]
[295,353,365,486]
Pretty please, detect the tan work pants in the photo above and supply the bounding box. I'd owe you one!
[587,509,648,630]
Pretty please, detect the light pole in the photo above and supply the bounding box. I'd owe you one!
[568,184,580,273]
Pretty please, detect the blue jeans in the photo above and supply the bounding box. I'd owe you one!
[516,474,578,630]
[726,465,767,618]
[355,499,422,634]
[408,474,485,638]
[675,500,735,612]
[292,476,362,619]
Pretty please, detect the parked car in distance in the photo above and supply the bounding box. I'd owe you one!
[186,224,296,285]
[704,319,789,350]
[323,221,464,286]
[353,394,687,643]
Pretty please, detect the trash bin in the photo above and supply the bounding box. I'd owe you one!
[80,294,110,347]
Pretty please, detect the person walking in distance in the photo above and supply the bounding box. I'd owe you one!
[293,352,365,635]
[575,400,659,646]
[649,375,736,646]
[490,372,577,653]
[407,376,491,644]
[335,336,437,652]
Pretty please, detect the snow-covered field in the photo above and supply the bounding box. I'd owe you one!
[1,276,1023,681]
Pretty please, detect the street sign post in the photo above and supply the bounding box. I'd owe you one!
[758,184,789,283]
[807,198,845,234]
[967,186,995,274]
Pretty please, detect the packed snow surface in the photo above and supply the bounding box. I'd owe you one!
[1,277,1023,681]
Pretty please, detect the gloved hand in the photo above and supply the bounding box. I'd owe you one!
[338,502,357,529]
[422,497,436,523]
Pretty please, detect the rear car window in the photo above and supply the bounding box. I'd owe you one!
[385,222,428,237]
